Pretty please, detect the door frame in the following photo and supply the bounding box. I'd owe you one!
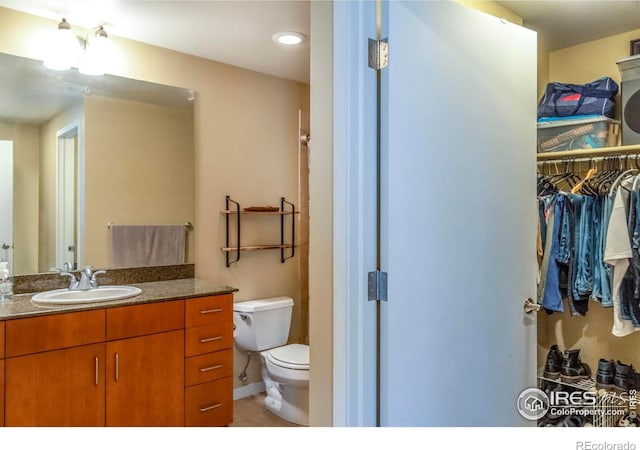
[0,140,13,272]
[331,0,378,427]
[55,120,85,270]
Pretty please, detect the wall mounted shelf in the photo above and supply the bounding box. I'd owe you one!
[221,196,298,267]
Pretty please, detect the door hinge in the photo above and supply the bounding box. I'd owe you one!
[368,38,389,70]
[368,271,388,302]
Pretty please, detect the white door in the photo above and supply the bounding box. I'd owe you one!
[0,140,13,271]
[378,2,538,426]
[56,126,78,270]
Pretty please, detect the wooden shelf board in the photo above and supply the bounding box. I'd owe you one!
[220,210,299,215]
[221,244,296,252]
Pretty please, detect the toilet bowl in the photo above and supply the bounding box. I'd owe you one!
[232,296,309,426]
[261,343,309,425]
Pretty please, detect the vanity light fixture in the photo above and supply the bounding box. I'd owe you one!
[43,18,81,70]
[272,31,306,46]
[43,18,112,76]
[79,26,109,76]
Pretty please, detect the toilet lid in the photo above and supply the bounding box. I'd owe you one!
[266,344,309,370]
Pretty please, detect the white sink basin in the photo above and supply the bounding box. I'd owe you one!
[31,286,142,305]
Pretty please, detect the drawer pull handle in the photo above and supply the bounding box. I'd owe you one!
[95,357,99,386]
[200,336,223,343]
[199,364,223,373]
[200,308,223,314]
[200,402,222,413]
[115,353,119,382]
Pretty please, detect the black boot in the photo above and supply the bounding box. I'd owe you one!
[596,359,616,391]
[543,345,564,379]
[614,361,639,394]
[561,349,591,383]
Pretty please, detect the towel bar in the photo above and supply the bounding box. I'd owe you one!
[107,222,194,230]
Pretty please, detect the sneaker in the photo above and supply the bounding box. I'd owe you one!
[595,359,616,391]
[560,349,592,383]
[543,344,564,379]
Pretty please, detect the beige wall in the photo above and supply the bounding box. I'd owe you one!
[0,123,39,274]
[38,103,83,272]
[458,0,523,26]
[83,95,195,268]
[538,28,640,372]
[0,7,309,392]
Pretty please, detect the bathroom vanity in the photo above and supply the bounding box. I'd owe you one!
[0,278,235,427]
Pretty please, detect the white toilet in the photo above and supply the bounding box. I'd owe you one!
[233,296,309,425]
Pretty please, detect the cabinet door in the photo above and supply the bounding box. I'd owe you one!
[5,343,105,426]
[0,359,4,427]
[106,330,184,426]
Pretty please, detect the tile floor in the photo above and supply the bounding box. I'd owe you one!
[230,394,301,427]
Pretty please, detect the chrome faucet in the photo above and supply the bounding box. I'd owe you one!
[78,266,106,290]
[58,266,106,290]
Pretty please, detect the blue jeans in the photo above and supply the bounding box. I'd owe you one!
[571,194,594,299]
[541,195,565,313]
[592,195,614,306]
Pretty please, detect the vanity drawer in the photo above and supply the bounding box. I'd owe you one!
[185,323,233,357]
[6,310,105,357]
[185,294,232,328]
[185,349,233,387]
[106,300,184,340]
[185,376,233,427]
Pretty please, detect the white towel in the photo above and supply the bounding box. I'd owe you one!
[110,225,185,269]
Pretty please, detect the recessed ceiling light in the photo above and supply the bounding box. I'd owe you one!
[272,32,306,46]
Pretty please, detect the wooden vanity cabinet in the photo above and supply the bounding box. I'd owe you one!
[1,294,233,427]
[4,311,106,426]
[184,294,234,426]
[1,321,5,427]
[5,344,106,426]
[106,330,184,426]
[105,300,185,427]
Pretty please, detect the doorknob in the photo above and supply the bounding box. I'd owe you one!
[523,298,541,314]
[1,243,12,250]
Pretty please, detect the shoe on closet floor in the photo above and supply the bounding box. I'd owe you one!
[614,361,639,393]
[595,359,616,391]
[543,344,564,379]
[618,412,640,427]
[560,349,592,383]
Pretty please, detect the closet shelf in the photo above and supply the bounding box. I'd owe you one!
[537,144,640,161]
[536,368,628,402]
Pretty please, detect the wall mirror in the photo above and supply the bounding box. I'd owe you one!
[0,52,195,276]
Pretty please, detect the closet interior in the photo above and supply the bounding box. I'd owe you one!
[537,144,640,427]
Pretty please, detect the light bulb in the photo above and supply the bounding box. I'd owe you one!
[80,27,110,76]
[43,19,81,71]
[272,32,306,46]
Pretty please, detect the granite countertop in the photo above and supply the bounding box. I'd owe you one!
[0,278,238,320]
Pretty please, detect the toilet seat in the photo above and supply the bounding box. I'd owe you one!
[265,343,309,370]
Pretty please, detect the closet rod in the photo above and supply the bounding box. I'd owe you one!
[536,155,639,166]
[536,144,640,161]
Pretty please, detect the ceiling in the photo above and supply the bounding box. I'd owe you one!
[0,0,310,84]
[498,1,640,50]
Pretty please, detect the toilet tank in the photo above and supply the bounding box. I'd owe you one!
[233,296,293,351]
